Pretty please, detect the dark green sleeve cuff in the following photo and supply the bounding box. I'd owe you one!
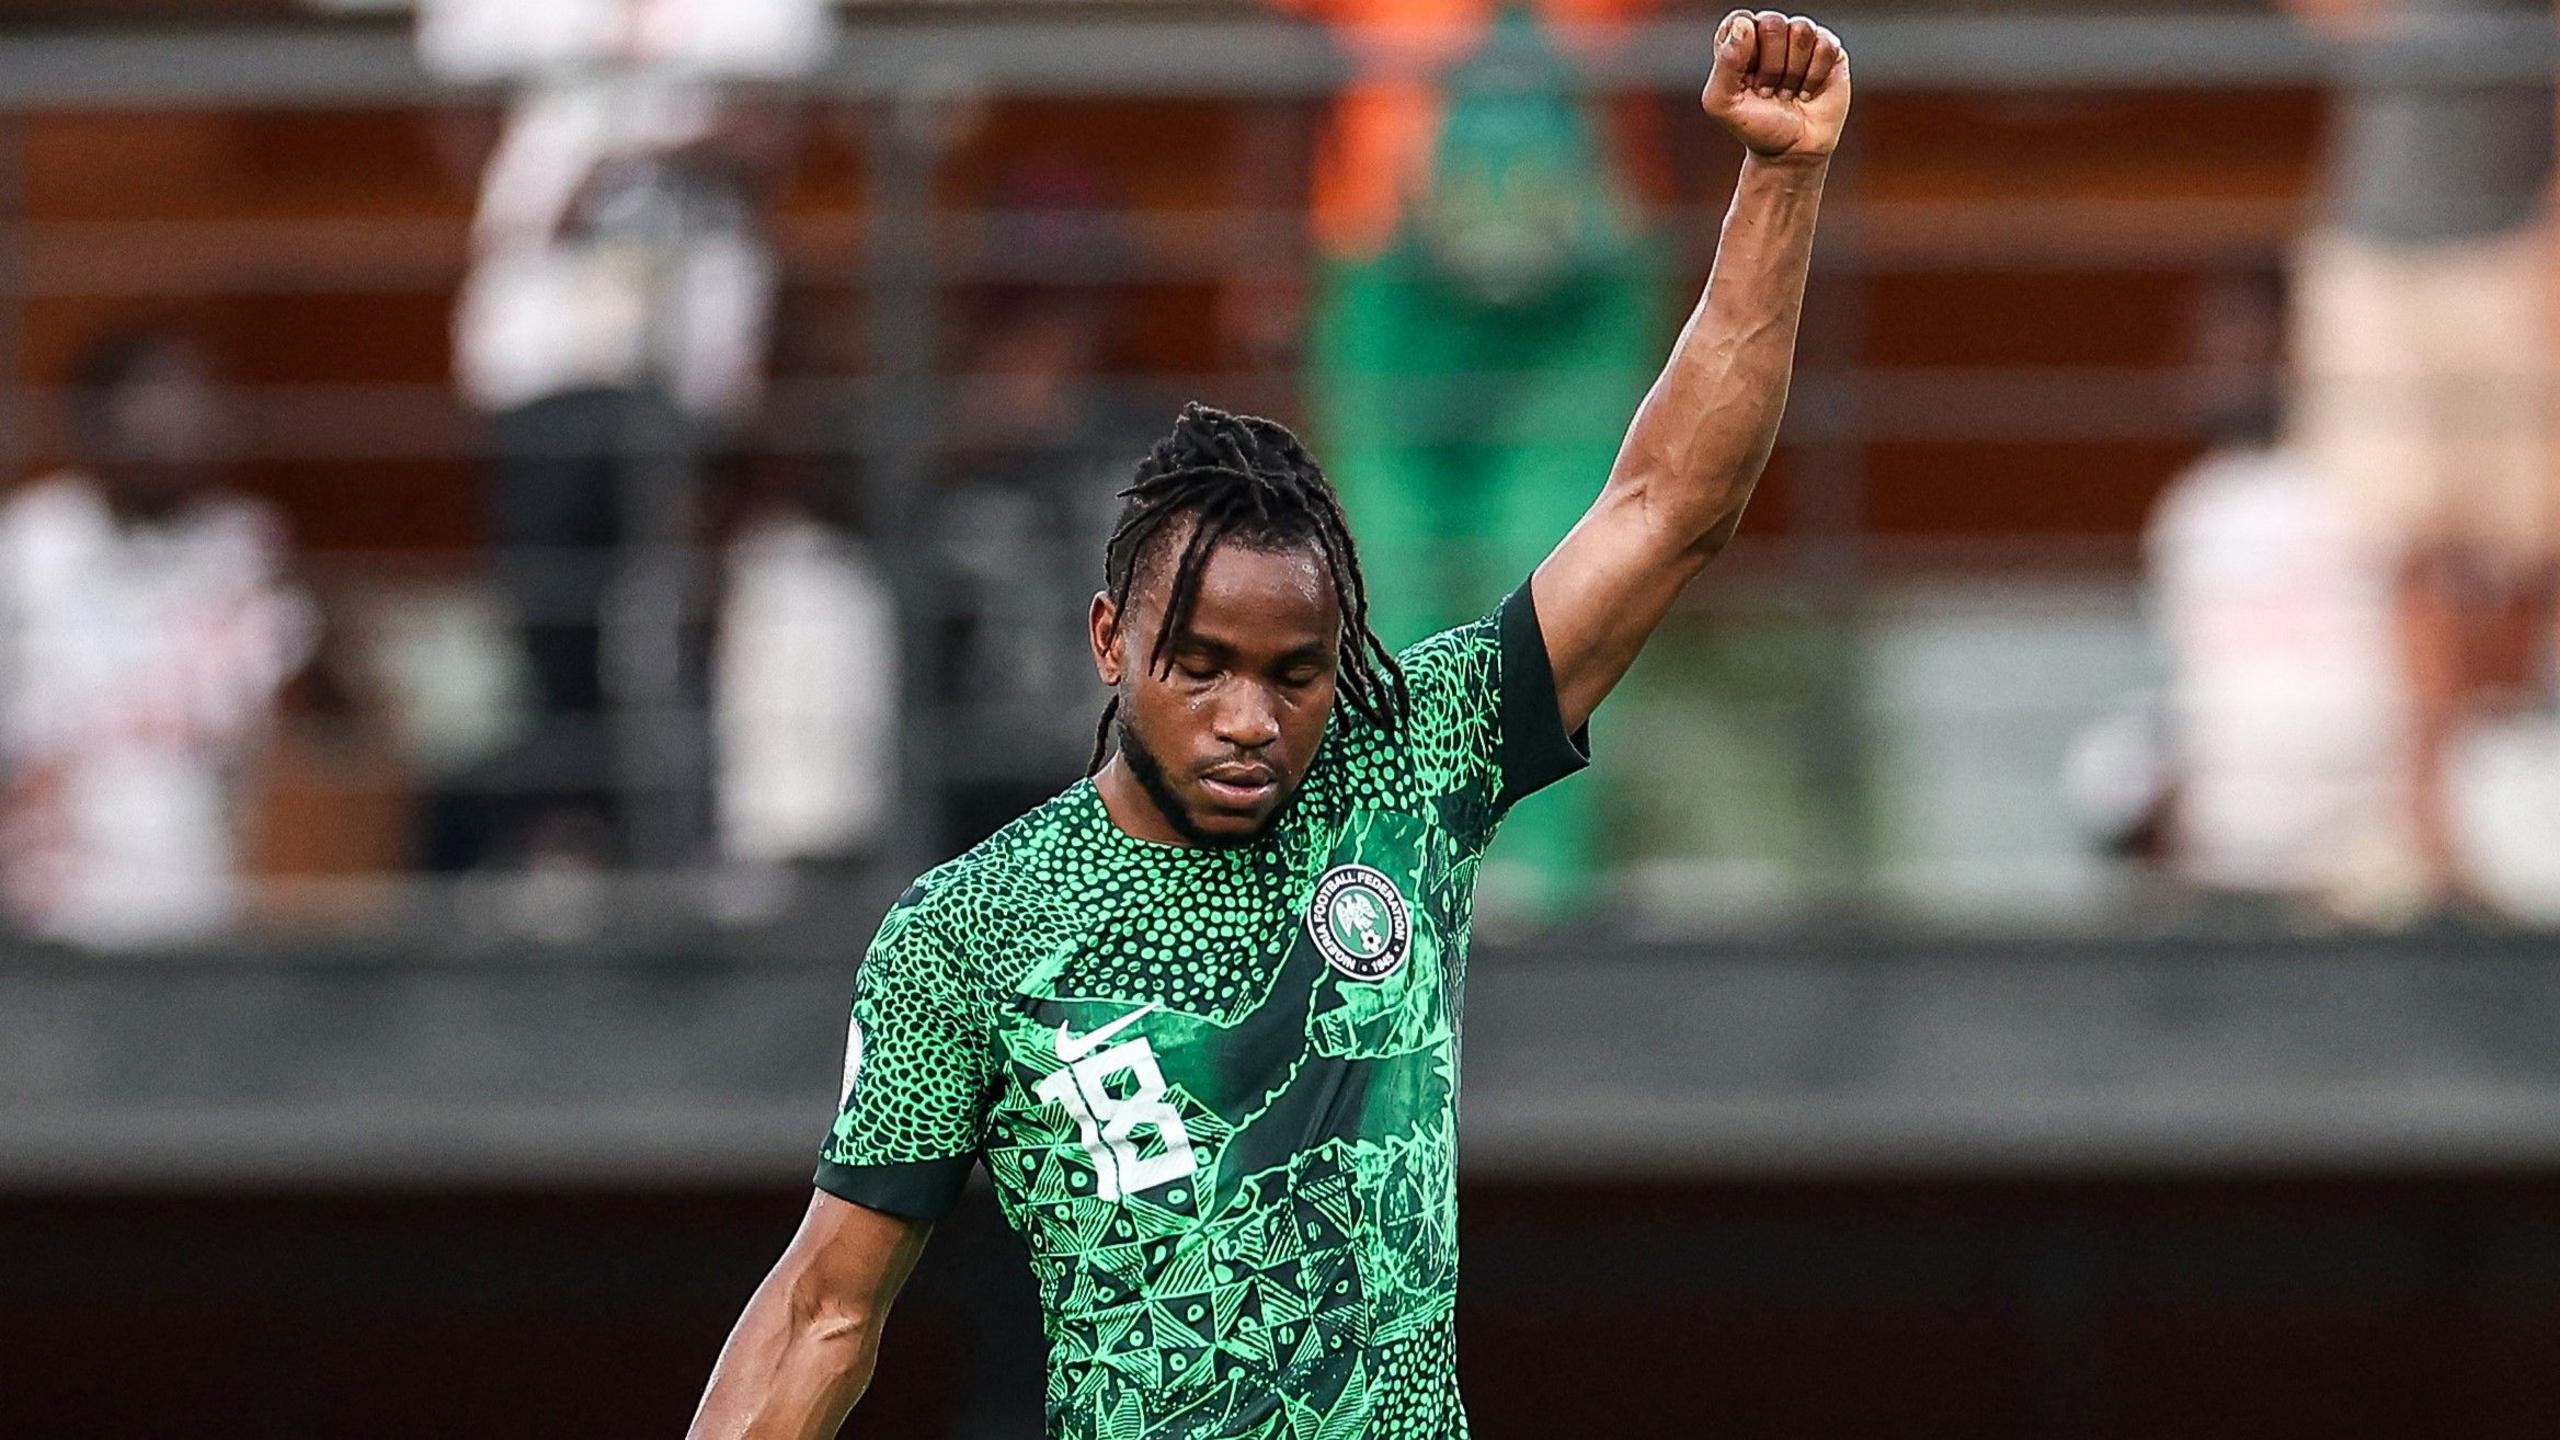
[813,1155,976,1220]
[1496,581,1591,812]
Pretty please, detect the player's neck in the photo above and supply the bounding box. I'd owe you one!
[1094,755,1199,848]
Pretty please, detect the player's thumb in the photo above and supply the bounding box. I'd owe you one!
[1707,11,1757,99]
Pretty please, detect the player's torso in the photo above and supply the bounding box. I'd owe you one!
[975,765,1482,1440]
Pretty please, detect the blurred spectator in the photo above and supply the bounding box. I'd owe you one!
[713,454,895,882]
[2127,269,2409,911]
[418,0,827,872]
[238,609,415,934]
[2283,0,2557,911]
[1281,0,1668,919]
[0,329,314,948]
[935,277,1158,856]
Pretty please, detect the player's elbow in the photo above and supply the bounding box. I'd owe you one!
[783,1269,884,1357]
[797,1303,877,1353]
[1598,461,1756,565]
[782,1291,886,1412]
[754,1246,883,1380]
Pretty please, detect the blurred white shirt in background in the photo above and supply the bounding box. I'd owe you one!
[0,477,314,948]
[419,0,827,79]
[715,513,894,864]
[2146,442,2406,894]
[419,0,830,423]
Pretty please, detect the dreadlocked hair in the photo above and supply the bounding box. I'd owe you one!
[1087,402,1410,775]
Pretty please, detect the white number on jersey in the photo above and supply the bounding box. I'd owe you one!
[1035,1033,1198,1202]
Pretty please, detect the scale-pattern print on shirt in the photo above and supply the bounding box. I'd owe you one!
[818,585,1587,1440]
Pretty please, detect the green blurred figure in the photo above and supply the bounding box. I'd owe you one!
[1292,0,1667,918]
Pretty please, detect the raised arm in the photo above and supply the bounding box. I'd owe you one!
[687,1191,934,1440]
[1531,10,1849,732]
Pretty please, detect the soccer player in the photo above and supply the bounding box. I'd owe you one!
[689,12,1848,1438]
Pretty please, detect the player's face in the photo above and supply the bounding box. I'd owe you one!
[1093,535,1341,847]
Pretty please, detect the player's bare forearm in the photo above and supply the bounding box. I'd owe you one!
[687,1193,932,1440]
[1618,151,1825,561]
[1533,10,1847,732]
[687,1279,877,1440]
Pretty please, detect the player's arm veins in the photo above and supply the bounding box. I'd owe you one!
[1535,154,1827,728]
[1607,153,1825,565]
[687,1192,934,1440]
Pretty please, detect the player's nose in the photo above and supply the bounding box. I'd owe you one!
[1211,683,1282,750]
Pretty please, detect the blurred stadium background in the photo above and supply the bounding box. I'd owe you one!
[8,0,2560,1434]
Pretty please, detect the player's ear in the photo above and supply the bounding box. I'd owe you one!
[1089,590,1124,686]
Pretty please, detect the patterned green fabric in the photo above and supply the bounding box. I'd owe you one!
[818,585,1586,1440]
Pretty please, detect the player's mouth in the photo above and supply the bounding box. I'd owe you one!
[1197,763,1279,809]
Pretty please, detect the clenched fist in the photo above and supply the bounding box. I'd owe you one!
[1702,10,1850,164]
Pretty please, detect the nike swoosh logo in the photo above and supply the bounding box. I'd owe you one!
[1054,1001,1162,1063]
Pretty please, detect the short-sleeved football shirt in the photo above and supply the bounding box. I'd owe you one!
[816,582,1587,1440]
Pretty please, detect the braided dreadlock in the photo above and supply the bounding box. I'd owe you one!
[1088,402,1410,775]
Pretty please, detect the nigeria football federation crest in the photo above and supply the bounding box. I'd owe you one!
[1307,864,1413,981]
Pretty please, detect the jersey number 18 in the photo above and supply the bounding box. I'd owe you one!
[1035,1038,1199,1202]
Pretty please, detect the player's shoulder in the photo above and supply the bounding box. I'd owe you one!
[1386,605,1507,754]
[1393,608,1503,693]
[1311,609,1503,807]
[875,784,1101,963]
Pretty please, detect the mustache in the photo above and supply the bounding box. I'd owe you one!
[1114,715,1291,848]
[1198,755,1278,783]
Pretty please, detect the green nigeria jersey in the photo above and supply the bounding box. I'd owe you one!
[815,583,1588,1440]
